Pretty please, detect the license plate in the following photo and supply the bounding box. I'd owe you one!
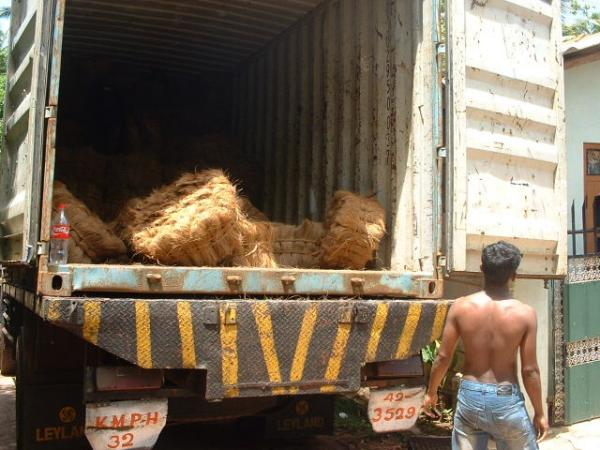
[367,386,425,433]
[85,399,167,450]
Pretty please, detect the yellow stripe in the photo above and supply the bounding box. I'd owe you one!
[135,302,153,369]
[289,304,319,394]
[431,302,449,341]
[177,302,197,369]
[83,301,102,345]
[321,321,352,393]
[253,303,286,395]
[46,301,61,322]
[220,305,239,398]
[394,303,423,359]
[365,302,389,362]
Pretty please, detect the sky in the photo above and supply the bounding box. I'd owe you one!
[0,0,8,40]
[565,0,600,25]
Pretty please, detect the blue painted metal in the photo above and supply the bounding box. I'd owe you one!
[50,264,442,298]
[432,0,445,262]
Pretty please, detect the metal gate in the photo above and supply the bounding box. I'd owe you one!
[561,258,600,425]
[553,203,600,424]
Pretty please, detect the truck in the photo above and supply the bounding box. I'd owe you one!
[0,0,566,449]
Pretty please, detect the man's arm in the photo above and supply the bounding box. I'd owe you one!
[423,302,460,416]
[520,307,548,441]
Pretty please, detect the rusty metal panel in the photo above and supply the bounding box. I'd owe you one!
[42,296,451,400]
[447,0,567,276]
[38,264,442,299]
[0,0,57,263]
[234,0,436,273]
[39,0,66,245]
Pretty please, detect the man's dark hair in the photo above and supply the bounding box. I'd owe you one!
[481,241,522,285]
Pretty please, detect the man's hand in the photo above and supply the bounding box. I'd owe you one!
[533,414,549,442]
[422,391,440,419]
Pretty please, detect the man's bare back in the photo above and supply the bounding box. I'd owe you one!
[455,291,536,385]
[423,241,547,449]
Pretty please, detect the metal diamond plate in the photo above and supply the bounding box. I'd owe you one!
[41,296,451,400]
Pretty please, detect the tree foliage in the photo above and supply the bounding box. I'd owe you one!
[563,0,600,36]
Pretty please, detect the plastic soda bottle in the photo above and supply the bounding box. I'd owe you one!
[49,204,70,265]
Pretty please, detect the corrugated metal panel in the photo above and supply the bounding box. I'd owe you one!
[235,0,436,271]
[58,0,437,273]
[0,0,57,262]
[447,0,567,276]
[62,0,322,74]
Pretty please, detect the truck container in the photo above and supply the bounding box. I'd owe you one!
[0,0,566,449]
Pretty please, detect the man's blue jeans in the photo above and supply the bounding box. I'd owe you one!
[452,380,539,450]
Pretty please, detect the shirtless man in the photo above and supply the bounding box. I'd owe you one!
[423,241,549,450]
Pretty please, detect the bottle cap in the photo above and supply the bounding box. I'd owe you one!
[58,203,67,209]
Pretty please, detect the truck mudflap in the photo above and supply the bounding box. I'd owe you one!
[41,297,450,400]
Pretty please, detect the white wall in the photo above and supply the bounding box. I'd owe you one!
[565,59,600,255]
[444,278,550,419]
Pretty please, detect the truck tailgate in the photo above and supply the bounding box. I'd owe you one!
[41,297,450,400]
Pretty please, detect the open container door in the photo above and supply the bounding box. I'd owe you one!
[0,0,59,263]
[446,0,567,277]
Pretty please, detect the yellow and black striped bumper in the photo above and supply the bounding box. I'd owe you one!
[42,297,449,400]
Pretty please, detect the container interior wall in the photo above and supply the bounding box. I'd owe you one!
[53,0,435,273]
[233,0,436,272]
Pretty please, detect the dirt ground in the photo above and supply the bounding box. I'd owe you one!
[0,377,16,450]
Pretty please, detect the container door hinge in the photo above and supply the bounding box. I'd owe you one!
[437,147,448,158]
[24,245,35,264]
[45,106,57,118]
[436,42,446,55]
[437,255,447,268]
[37,241,48,256]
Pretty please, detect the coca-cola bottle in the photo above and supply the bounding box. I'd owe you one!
[50,204,70,265]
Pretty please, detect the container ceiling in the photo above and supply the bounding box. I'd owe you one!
[63,0,323,74]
